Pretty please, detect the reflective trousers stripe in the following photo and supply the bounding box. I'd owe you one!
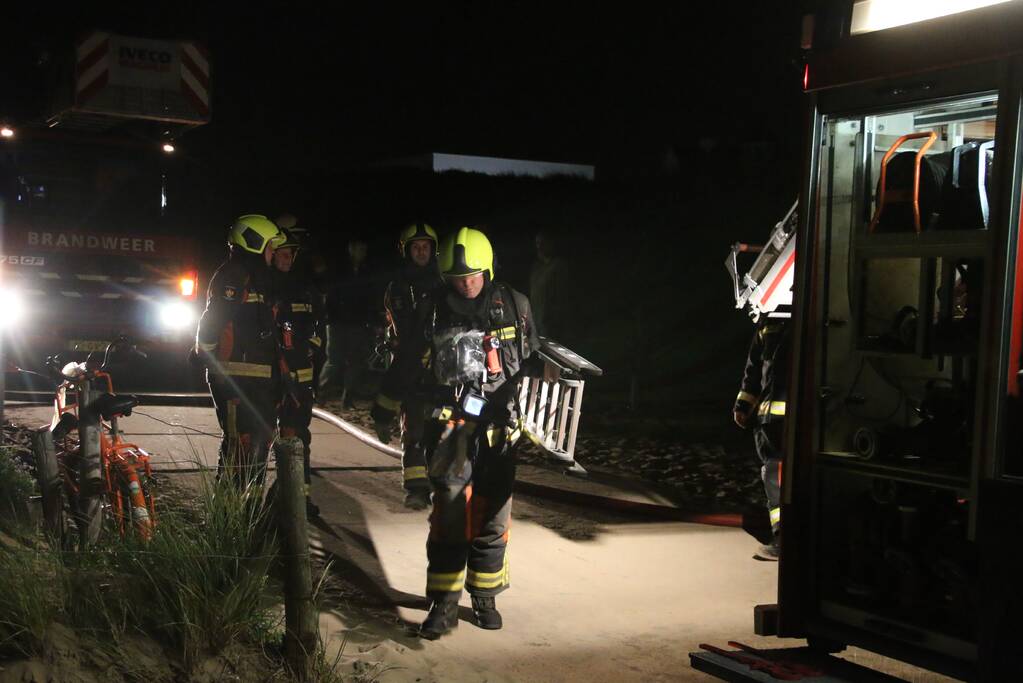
[197,341,218,352]
[221,361,273,378]
[770,507,781,527]
[291,303,312,312]
[736,390,757,405]
[467,555,510,590]
[376,394,401,412]
[426,570,465,593]
[403,466,427,482]
[291,368,314,383]
[758,400,786,417]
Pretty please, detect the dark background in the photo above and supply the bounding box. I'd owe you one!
[1,3,809,415]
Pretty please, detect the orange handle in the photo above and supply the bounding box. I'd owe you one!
[868,131,938,235]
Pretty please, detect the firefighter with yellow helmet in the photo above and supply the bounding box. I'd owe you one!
[195,215,285,488]
[372,223,443,509]
[386,227,539,639]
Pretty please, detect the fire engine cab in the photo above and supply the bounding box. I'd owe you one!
[696,1,1023,681]
[0,31,211,387]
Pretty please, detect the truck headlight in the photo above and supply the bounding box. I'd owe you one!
[159,301,196,329]
[0,287,27,328]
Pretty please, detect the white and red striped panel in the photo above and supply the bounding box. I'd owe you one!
[74,31,210,120]
[75,31,111,106]
[180,42,210,118]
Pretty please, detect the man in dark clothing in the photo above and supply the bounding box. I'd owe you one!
[372,223,443,510]
[320,238,380,407]
[734,315,789,561]
[382,227,539,640]
[528,231,569,341]
[272,229,326,517]
[195,214,284,489]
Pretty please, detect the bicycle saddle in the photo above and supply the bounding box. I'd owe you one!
[91,393,140,420]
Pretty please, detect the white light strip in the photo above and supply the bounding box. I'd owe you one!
[851,0,1013,35]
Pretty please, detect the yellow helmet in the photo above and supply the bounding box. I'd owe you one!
[228,214,284,255]
[438,227,494,281]
[398,222,438,256]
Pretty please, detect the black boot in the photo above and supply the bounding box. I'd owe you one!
[753,532,780,562]
[403,488,431,510]
[419,601,459,640]
[471,595,502,630]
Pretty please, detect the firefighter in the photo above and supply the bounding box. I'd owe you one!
[734,313,789,561]
[275,213,329,294]
[272,228,326,518]
[195,214,284,489]
[388,227,538,639]
[371,223,443,510]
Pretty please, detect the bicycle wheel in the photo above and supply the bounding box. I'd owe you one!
[110,453,155,541]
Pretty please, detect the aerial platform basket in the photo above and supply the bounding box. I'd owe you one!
[517,338,602,471]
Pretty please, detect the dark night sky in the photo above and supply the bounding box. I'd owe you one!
[2,4,806,174]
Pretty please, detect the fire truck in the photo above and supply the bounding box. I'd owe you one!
[0,31,211,386]
[695,2,1023,681]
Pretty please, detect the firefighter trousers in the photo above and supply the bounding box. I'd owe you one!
[279,377,315,487]
[400,397,429,492]
[754,421,783,535]
[425,419,515,603]
[209,373,279,489]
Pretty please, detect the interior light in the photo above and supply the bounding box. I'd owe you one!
[1,127,14,139]
[162,143,175,153]
[850,0,1012,35]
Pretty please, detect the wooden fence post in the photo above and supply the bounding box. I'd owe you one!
[275,436,317,680]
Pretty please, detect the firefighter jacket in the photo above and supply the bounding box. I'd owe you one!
[375,264,443,413]
[736,317,789,426]
[196,252,280,381]
[384,263,443,342]
[390,281,539,421]
[384,280,544,419]
[273,269,325,386]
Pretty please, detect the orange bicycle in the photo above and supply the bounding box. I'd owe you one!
[29,335,156,547]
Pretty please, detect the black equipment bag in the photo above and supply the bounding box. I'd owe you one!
[873,149,952,233]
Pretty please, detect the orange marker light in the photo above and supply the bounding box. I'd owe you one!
[179,275,196,298]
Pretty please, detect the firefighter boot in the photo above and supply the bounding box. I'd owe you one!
[404,488,431,510]
[754,533,780,562]
[471,595,503,630]
[419,600,459,640]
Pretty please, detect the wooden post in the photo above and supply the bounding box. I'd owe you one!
[275,436,317,680]
[31,428,63,539]
[76,379,104,546]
